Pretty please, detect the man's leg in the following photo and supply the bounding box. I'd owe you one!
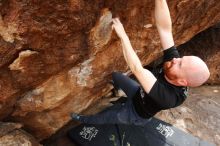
[111,72,152,126]
[72,97,152,125]
[71,96,151,125]
[71,100,131,124]
[71,72,141,124]
[112,72,140,98]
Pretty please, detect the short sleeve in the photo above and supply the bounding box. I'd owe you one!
[163,46,180,62]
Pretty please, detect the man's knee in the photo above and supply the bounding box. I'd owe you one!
[112,71,122,80]
[112,71,120,76]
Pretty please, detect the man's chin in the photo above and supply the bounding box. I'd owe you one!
[163,70,168,76]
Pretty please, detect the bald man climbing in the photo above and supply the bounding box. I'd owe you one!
[71,0,210,125]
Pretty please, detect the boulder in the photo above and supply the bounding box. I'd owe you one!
[0,0,220,140]
[0,122,41,146]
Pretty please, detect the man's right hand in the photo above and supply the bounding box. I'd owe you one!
[112,18,128,40]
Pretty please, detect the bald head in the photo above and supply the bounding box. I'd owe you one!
[164,56,210,87]
[183,56,210,87]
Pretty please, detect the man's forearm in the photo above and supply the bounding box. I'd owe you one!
[112,18,157,93]
[120,35,157,94]
[120,35,143,73]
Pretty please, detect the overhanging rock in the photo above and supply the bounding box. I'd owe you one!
[0,0,220,140]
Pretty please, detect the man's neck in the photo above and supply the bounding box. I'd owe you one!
[164,75,180,86]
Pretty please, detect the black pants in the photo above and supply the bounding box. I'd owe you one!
[76,72,151,125]
[112,72,140,98]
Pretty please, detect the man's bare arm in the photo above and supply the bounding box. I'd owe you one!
[112,18,156,93]
[155,0,174,49]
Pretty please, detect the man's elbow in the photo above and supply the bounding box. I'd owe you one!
[131,65,144,75]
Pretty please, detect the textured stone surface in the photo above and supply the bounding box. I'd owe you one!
[0,0,220,140]
[156,86,220,146]
[0,122,22,137]
[0,122,41,146]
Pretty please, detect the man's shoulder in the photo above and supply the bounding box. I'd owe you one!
[155,76,188,98]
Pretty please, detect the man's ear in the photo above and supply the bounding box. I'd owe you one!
[177,79,187,86]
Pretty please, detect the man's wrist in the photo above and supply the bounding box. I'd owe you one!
[120,34,129,42]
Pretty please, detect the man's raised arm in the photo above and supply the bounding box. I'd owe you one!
[155,0,174,49]
[112,18,157,93]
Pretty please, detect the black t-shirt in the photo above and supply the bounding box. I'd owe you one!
[132,46,188,118]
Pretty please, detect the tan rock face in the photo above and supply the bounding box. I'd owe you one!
[0,122,41,146]
[0,0,220,140]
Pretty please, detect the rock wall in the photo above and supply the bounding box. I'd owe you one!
[0,0,220,140]
[0,122,41,146]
